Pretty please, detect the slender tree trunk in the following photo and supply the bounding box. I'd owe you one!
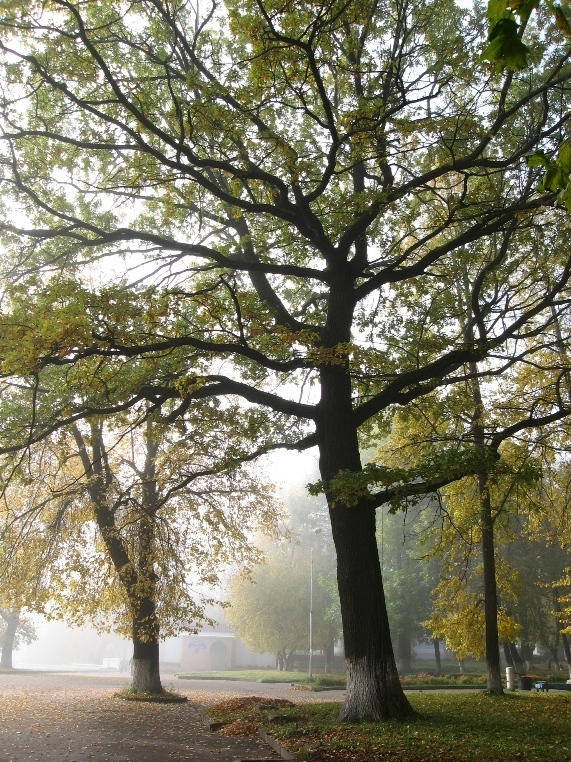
[433,638,442,675]
[479,472,503,693]
[467,351,503,694]
[324,640,334,674]
[503,640,514,668]
[507,641,526,674]
[553,595,571,678]
[0,610,19,669]
[460,270,503,694]
[396,634,413,675]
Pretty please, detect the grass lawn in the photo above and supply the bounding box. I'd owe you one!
[207,692,571,761]
[176,669,347,687]
[176,669,494,689]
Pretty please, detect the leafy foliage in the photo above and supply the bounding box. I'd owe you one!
[1,0,571,719]
[226,537,339,663]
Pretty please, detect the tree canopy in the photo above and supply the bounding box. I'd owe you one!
[1,0,571,719]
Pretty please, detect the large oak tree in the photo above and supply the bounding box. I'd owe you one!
[1,0,571,719]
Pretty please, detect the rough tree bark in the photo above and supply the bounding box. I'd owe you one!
[131,594,162,693]
[318,344,414,721]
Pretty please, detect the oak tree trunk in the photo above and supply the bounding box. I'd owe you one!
[132,621,162,694]
[130,523,162,694]
[72,422,164,695]
[318,356,414,721]
[131,447,163,694]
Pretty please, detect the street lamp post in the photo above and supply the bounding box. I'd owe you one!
[309,528,321,680]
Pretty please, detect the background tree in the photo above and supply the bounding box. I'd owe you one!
[226,536,339,671]
[378,504,436,674]
[0,474,58,670]
[278,474,342,672]
[0,610,37,670]
[0,403,281,692]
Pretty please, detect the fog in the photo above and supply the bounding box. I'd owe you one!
[9,450,320,671]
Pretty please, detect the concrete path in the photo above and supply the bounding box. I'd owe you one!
[0,670,343,762]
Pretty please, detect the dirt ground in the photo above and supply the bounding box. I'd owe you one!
[0,670,344,762]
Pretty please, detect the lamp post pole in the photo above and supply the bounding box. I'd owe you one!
[309,542,314,680]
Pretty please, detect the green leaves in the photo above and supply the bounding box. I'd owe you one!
[482,0,571,72]
[526,139,571,212]
[480,0,538,71]
[481,17,529,71]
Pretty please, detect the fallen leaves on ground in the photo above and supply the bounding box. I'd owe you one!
[0,675,280,761]
[209,696,294,711]
[207,691,571,762]
[216,719,262,736]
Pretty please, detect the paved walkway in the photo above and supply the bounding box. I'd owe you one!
[0,671,344,762]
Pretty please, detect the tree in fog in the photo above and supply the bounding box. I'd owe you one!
[0,408,281,692]
[2,0,571,720]
[226,536,340,671]
[0,610,37,670]
[378,504,437,674]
